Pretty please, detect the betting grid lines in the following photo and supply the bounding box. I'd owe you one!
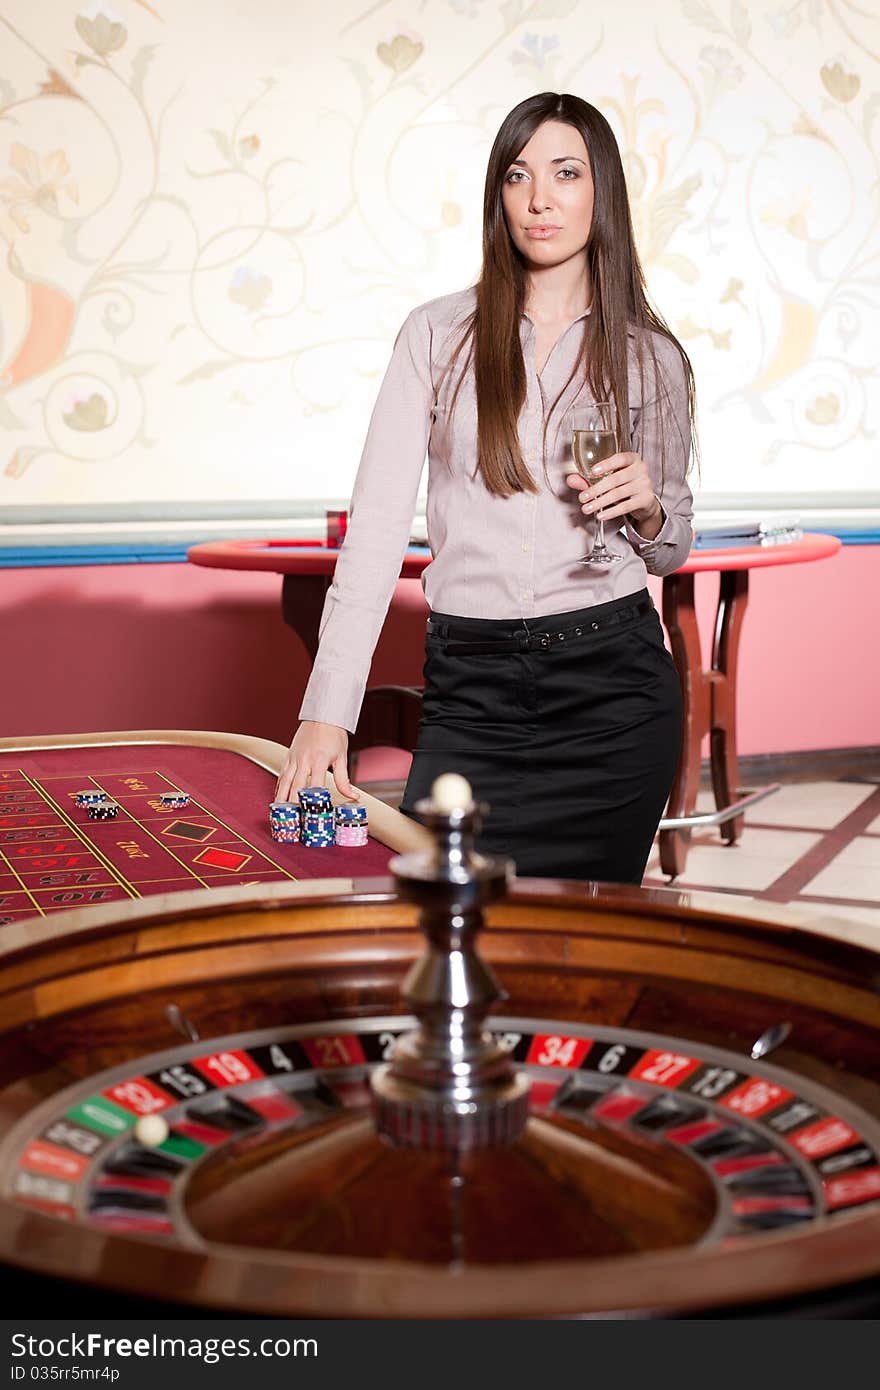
[0,767,300,925]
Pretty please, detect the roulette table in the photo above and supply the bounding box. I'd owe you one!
[0,731,430,927]
[0,772,878,1319]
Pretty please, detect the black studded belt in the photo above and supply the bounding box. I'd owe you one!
[426,597,654,655]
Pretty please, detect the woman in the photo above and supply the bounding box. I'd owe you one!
[276,91,697,884]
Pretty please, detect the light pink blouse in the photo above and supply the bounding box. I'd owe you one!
[299,286,694,732]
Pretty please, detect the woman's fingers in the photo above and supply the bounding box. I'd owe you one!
[277,759,323,801]
[580,479,637,514]
[290,762,320,797]
[568,466,653,520]
[584,499,633,522]
[572,457,653,519]
[277,724,351,805]
[331,753,359,800]
[583,487,654,522]
[275,761,296,803]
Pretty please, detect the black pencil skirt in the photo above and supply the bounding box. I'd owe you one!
[399,588,682,884]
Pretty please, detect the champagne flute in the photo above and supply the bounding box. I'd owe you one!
[572,402,622,566]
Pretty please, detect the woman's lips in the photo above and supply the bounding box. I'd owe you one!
[525,226,562,238]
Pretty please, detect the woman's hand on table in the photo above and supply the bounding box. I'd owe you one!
[565,451,661,530]
[275,721,360,803]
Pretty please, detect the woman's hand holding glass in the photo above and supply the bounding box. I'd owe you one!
[565,448,662,550]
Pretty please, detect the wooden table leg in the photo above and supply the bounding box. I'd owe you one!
[281,574,329,662]
[660,573,705,879]
[660,570,750,879]
[710,569,749,846]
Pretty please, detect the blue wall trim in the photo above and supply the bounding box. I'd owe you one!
[0,546,191,567]
[0,530,876,568]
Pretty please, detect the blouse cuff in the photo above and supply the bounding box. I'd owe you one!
[624,498,673,552]
[298,666,367,736]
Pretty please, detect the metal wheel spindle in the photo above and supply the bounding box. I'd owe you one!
[372,774,531,1150]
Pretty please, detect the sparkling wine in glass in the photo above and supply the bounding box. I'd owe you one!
[572,402,622,566]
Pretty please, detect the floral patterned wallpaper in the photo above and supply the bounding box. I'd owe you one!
[0,0,877,519]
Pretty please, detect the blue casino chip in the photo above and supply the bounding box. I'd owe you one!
[298,786,332,810]
[75,790,109,806]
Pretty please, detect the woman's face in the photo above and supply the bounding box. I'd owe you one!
[500,119,594,273]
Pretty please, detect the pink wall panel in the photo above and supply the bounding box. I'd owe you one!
[644,542,879,756]
[0,564,307,745]
[698,546,879,756]
[0,546,876,756]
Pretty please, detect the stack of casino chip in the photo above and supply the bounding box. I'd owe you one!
[88,801,120,820]
[297,786,332,815]
[159,791,190,809]
[75,790,108,807]
[268,801,300,843]
[297,787,335,848]
[300,811,335,848]
[334,804,368,847]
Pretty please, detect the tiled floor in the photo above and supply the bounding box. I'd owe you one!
[642,778,880,930]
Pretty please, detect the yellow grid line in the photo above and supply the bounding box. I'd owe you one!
[18,878,118,893]
[17,764,301,891]
[126,769,300,882]
[0,801,60,834]
[40,875,268,888]
[0,813,117,892]
[0,775,44,915]
[23,773,139,902]
[35,773,216,892]
[0,822,113,856]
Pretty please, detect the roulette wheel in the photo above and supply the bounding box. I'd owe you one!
[0,777,878,1318]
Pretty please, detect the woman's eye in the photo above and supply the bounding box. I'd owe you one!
[505,167,578,183]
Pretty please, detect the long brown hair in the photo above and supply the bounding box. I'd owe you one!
[444,91,697,497]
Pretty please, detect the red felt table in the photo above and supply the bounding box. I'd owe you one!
[188,534,842,879]
[0,732,427,928]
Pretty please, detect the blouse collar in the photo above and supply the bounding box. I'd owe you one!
[521,303,593,327]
